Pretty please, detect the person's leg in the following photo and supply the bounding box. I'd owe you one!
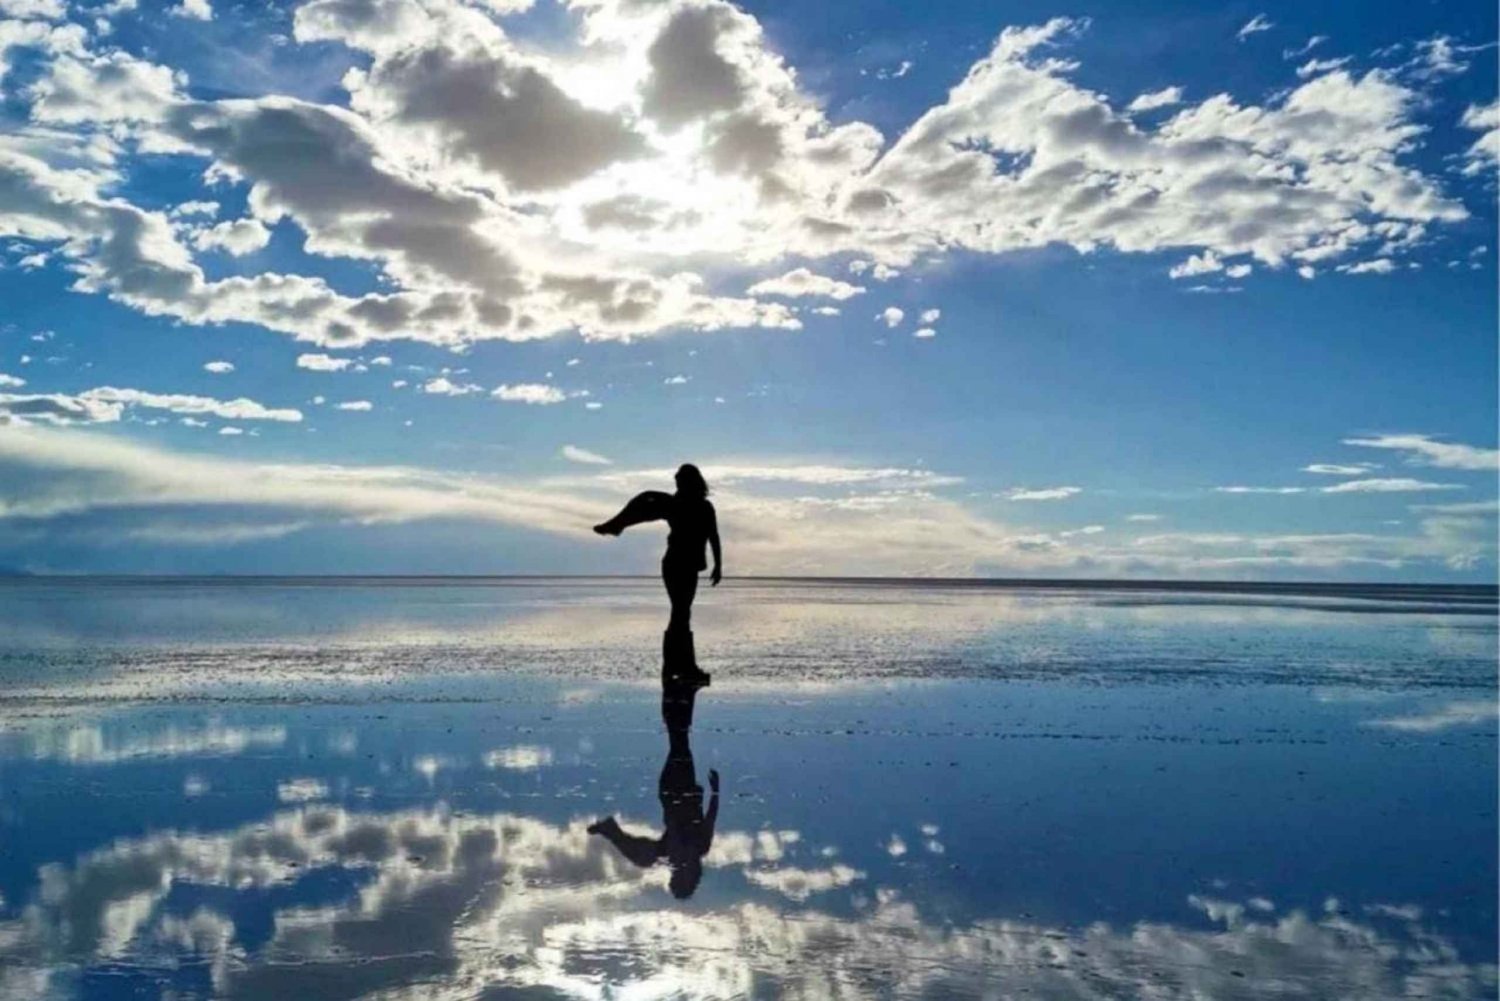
[664,564,698,634]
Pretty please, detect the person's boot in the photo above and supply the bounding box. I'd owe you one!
[662,629,710,687]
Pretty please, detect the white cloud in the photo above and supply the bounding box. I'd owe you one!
[202,361,234,374]
[1319,477,1462,494]
[7,386,301,424]
[218,426,243,435]
[335,400,372,411]
[0,0,66,20]
[561,444,611,465]
[1343,433,1499,471]
[0,428,1488,575]
[296,353,354,373]
[1296,56,1352,79]
[1125,86,1182,112]
[747,268,865,300]
[1303,463,1376,475]
[0,5,1470,355]
[1284,36,1327,59]
[1005,486,1080,501]
[1125,513,1160,522]
[663,374,689,385]
[191,218,270,256]
[0,373,25,388]
[918,308,940,324]
[1168,251,1222,279]
[878,307,904,328]
[1237,14,1274,40]
[493,383,566,404]
[1216,486,1305,494]
[1460,100,1499,177]
[422,377,482,396]
[170,0,211,19]
[170,200,218,219]
[1337,258,1396,275]
[912,327,935,339]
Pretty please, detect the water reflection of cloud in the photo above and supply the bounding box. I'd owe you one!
[483,745,554,770]
[1,805,1493,1000]
[1366,699,1498,732]
[10,720,286,763]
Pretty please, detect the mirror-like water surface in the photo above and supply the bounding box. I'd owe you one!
[0,579,1494,1000]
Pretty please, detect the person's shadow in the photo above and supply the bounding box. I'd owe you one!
[588,677,719,899]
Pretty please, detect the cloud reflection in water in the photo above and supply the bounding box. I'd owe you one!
[0,804,1493,1000]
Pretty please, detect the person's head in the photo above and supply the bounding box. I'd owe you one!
[669,859,704,899]
[674,463,709,498]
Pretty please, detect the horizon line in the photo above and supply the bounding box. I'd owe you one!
[0,573,1493,595]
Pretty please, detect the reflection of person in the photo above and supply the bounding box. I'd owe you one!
[588,680,720,899]
[594,464,721,680]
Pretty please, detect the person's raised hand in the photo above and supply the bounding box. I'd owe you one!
[710,566,722,586]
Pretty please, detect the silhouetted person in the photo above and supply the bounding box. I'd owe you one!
[588,678,719,899]
[594,463,721,684]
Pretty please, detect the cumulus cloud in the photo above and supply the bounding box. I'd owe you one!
[171,0,211,19]
[296,353,354,373]
[746,268,864,300]
[335,400,372,411]
[190,218,271,256]
[202,360,234,374]
[493,383,566,404]
[878,307,904,328]
[1459,100,1498,177]
[0,4,1466,354]
[1126,86,1183,112]
[422,376,482,396]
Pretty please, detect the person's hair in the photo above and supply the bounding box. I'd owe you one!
[675,463,709,498]
[669,860,703,899]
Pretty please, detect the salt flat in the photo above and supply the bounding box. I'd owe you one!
[0,578,1494,1000]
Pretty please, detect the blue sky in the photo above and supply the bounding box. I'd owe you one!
[0,0,1495,578]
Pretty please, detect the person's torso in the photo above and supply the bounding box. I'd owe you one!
[664,497,710,567]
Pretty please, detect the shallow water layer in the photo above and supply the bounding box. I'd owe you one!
[0,578,1494,1000]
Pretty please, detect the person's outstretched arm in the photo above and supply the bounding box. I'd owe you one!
[708,504,722,585]
[588,816,663,868]
[595,491,672,536]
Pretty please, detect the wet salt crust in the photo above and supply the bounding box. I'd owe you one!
[0,578,1494,1000]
